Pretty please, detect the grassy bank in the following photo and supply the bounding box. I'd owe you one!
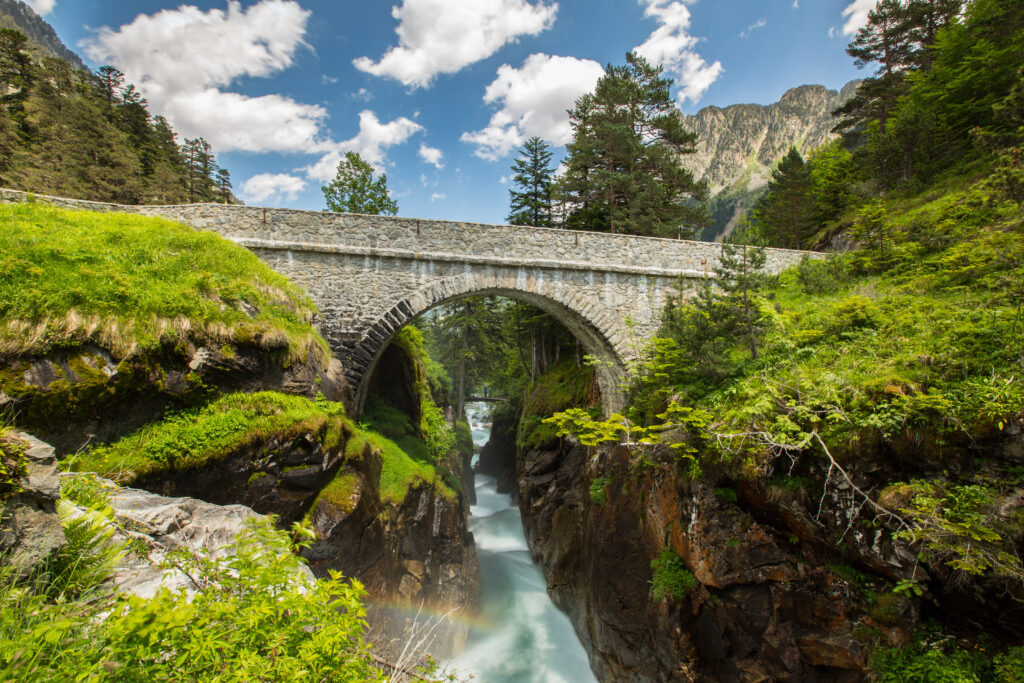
[69,391,452,504]
[0,202,328,362]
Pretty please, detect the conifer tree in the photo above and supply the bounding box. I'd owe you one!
[507,136,554,226]
[749,148,818,249]
[558,52,706,237]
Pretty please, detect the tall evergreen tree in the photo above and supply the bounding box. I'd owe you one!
[0,28,33,137]
[507,136,554,226]
[749,148,818,249]
[182,137,215,203]
[558,52,706,237]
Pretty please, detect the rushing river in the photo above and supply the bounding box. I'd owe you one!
[444,407,597,683]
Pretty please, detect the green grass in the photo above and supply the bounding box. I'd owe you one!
[68,392,349,483]
[0,203,328,361]
[69,390,454,505]
[308,473,362,516]
[366,430,454,504]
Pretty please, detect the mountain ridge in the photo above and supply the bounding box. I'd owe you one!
[0,0,86,70]
[682,81,860,240]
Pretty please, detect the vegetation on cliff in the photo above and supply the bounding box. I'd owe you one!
[0,202,328,362]
[0,26,234,205]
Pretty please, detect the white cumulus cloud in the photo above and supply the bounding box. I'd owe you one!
[304,110,423,182]
[240,173,307,204]
[431,193,446,202]
[634,0,723,104]
[353,0,558,89]
[461,53,604,160]
[841,0,878,36]
[26,0,55,15]
[83,0,329,154]
[419,144,445,168]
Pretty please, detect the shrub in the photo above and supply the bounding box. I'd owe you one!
[589,476,608,505]
[0,517,393,682]
[650,550,698,601]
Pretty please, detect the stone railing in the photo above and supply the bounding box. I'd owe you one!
[0,188,820,278]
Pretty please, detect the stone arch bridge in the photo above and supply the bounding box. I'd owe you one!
[1,190,814,413]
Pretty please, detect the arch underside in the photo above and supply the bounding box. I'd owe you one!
[343,272,630,417]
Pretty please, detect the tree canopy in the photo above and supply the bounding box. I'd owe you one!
[0,30,234,205]
[321,151,398,215]
[558,52,707,237]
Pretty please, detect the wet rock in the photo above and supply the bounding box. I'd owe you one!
[304,440,480,661]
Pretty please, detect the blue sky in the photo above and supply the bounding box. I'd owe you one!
[28,0,874,224]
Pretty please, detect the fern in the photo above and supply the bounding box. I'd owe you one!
[48,499,125,597]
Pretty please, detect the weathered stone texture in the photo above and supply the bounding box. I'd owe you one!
[0,189,819,412]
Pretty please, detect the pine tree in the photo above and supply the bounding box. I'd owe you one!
[715,241,770,360]
[558,52,706,237]
[0,28,33,137]
[507,137,554,226]
[214,167,233,204]
[321,151,398,215]
[182,137,216,202]
[749,148,817,249]
[95,65,124,114]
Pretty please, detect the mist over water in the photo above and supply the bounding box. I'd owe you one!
[444,408,596,683]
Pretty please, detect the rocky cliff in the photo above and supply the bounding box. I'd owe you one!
[0,0,87,70]
[515,440,909,682]
[681,82,860,240]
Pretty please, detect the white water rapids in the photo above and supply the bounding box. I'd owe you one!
[443,407,597,683]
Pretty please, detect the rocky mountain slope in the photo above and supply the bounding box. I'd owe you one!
[682,81,860,240]
[0,0,86,70]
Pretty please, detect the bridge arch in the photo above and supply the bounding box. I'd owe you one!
[346,271,629,417]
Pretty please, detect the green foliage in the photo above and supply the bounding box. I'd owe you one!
[46,498,125,598]
[0,428,26,501]
[649,550,698,601]
[0,30,231,205]
[519,360,598,449]
[588,476,608,505]
[558,52,707,237]
[894,481,1024,581]
[0,203,328,362]
[748,147,818,249]
[0,516,395,681]
[507,136,555,226]
[321,151,398,215]
[796,254,850,295]
[70,391,348,484]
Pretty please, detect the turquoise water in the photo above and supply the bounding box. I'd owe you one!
[444,405,597,683]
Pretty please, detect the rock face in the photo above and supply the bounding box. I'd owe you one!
[475,409,518,496]
[303,443,480,660]
[0,432,65,576]
[0,342,349,455]
[680,82,860,241]
[517,440,912,682]
[105,484,316,599]
[682,83,861,195]
[132,431,347,528]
